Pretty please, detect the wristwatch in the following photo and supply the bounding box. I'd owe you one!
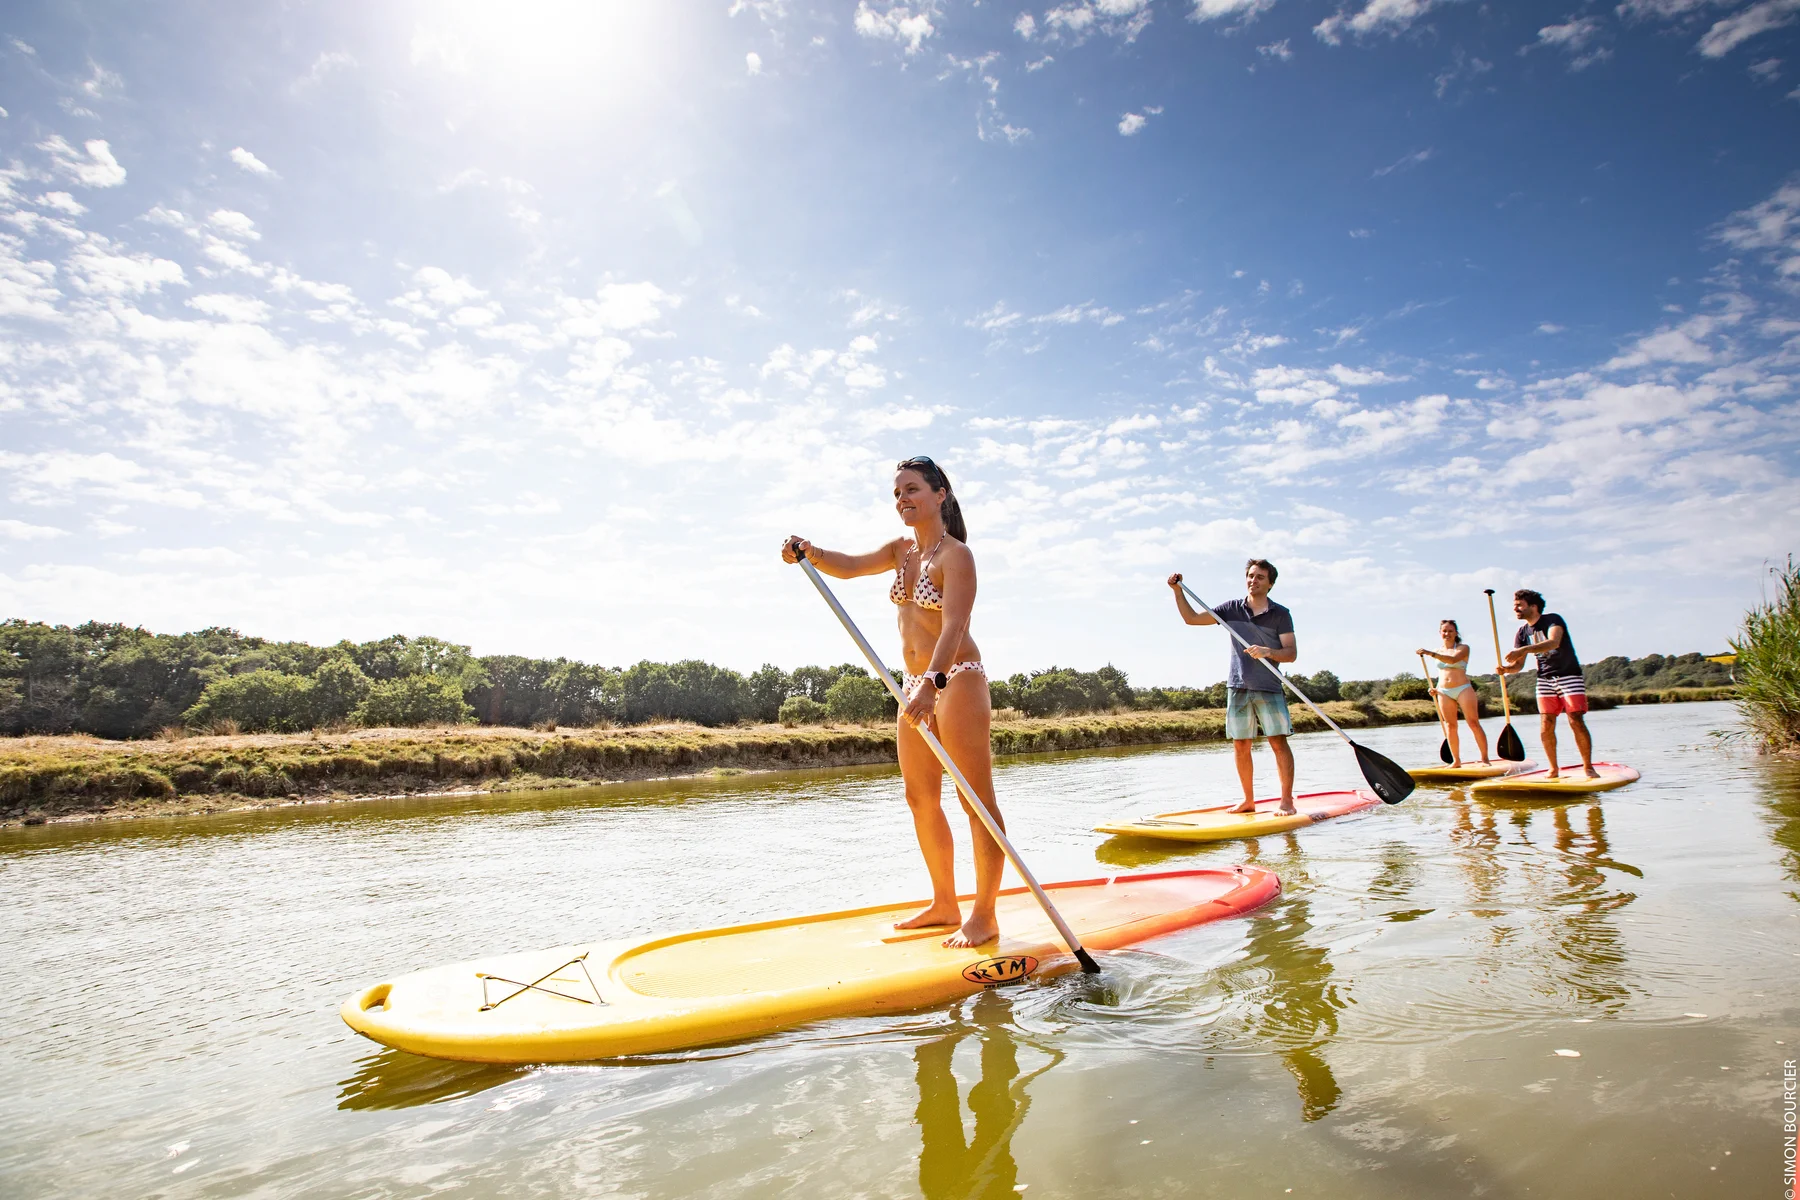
[929,671,949,690]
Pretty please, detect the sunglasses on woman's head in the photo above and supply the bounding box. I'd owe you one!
[897,456,938,472]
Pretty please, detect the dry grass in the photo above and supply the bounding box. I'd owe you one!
[0,699,1442,825]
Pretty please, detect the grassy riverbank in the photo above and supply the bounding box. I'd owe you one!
[2,699,1453,824]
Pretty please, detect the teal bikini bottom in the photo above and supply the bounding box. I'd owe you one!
[1438,682,1473,699]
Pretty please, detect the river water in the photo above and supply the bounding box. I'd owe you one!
[1,701,1796,1198]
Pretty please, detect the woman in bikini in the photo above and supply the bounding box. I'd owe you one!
[781,457,1002,949]
[1418,619,1491,767]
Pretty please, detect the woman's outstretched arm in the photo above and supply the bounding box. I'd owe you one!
[782,536,901,580]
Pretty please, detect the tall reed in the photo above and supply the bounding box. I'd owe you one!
[1733,556,1800,752]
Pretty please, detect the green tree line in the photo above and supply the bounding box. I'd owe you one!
[0,617,1737,740]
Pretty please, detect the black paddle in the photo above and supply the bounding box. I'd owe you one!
[1178,582,1415,804]
[1483,588,1527,762]
[1420,652,1453,764]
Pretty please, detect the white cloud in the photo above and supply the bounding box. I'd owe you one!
[746,51,763,74]
[207,209,260,241]
[294,50,356,89]
[0,519,67,541]
[1716,181,1800,283]
[34,192,86,216]
[1537,16,1602,49]
[1750,57,1782,80]
[1258,39,1294,60]
[66,241,186,296]
[1316,0,1441,45]
[1533,16,1612,68]
[1349,227,1372,238]
[1190,0,1276,23]
[229,146,276,177]
[39,136,127,187]
[1372,147,1433,177]
[1118,108,1161,135]
[1698,0,1800,57]
[188,293,272,323]
[1015,12,1037,37]
[853,2,938,54]
[1538,321,1566,334]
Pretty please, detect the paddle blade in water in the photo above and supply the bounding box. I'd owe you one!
[1353,741,1416,804]
[1439,739,1453,764]
[1496,722,1526,761]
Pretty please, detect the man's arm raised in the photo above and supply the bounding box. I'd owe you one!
[1167,573,1217,626]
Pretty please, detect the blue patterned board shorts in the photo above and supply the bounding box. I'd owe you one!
[1225,688,1293,740]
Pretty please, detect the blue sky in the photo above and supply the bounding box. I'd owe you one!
[1,0,1797,686]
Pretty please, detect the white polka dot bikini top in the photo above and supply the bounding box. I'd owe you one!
[890,541,945,611]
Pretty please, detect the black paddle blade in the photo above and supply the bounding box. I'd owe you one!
[1496,722,1526,761]
[1354,741,1416,804]
[1439,738,1453,764]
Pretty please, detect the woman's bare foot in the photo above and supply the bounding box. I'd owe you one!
[1229,801,1258,814]
[1584,766,1600,779]
[1275,800,1297,816]
[943,913,998,948]
[895,904,961,930]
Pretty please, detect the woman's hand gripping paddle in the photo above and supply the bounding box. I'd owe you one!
[1420,653,1454,764]
[1178,582,1415,804]
[790,553,1102,974]
[1483,588,1527,762]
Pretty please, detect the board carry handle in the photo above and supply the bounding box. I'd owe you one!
[791,553,1101,973]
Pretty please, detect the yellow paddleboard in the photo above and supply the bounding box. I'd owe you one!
[1408,760,1540,784]
[341,867,1280,1064]
[1469,761,1640,797]
[1093,790,1379,844]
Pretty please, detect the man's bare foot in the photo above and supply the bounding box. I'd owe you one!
[1546,770,1561,779]
[1229,801,1257,814]
[1584,766,1600,779]
[1275,800,1297,816]
[943,914,998,948]
[895,904,961,930]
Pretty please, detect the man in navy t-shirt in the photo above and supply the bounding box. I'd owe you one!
[1503,588,1597,779]
[1167,558,1298,814]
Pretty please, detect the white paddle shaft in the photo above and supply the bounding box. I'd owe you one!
[793,556,1097,971]
[1177,581,1357,748]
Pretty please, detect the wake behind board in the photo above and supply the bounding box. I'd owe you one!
[341,867,1279,1064]
[1408,760,1539,785]
[1093,790,1379,844]
[1469,761,1640,797]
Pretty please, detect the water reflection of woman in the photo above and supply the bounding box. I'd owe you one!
[914,996,1029,1200]
[782,457,1003,948]
[1418,619,1491,767]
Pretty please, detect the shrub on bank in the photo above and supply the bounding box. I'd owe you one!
[1734,556,1800,752]
[352,675,474,727]
[779,696,828,726]
[825,674,893,723]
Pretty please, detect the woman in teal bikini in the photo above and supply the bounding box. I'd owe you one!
[1419,619,1491,766]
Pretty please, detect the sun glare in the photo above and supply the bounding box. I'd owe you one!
[410,0,671,104]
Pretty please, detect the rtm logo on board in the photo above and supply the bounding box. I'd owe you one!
[962,956,1037,987]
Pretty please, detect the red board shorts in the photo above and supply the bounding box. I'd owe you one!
[1536,673,1588,715]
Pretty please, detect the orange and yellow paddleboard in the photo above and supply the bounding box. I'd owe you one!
[1408,760,1539,784]
[1469,761,1640,797]
[1094,790,1380,843]
[341,867,1280,1063]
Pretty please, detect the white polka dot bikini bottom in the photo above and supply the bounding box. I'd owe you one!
[902,660,986,696]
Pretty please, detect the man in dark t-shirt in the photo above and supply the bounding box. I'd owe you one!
[1167,558,1298,814]
[1503,588,1597,779]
